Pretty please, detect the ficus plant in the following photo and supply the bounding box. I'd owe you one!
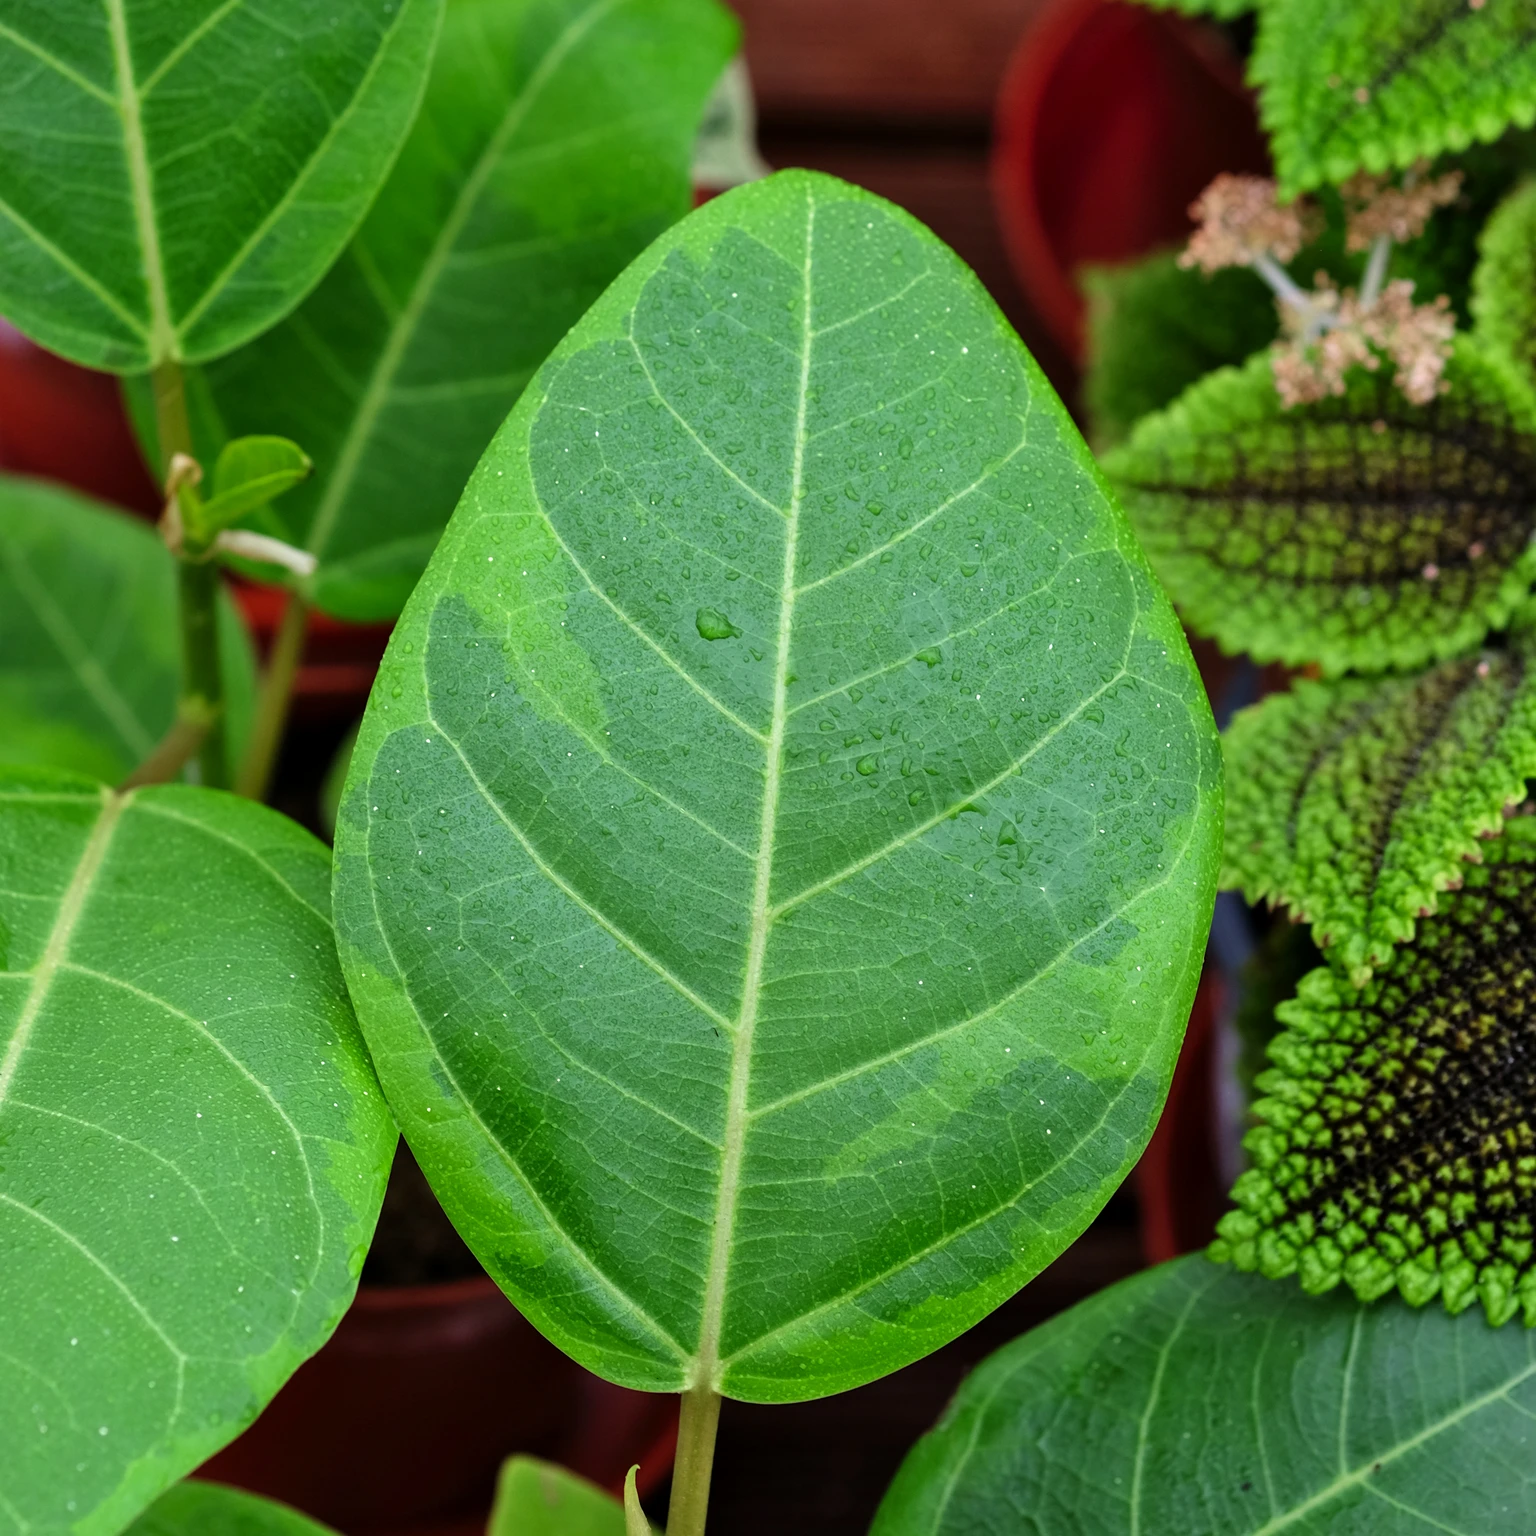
[8,4,1536,1536]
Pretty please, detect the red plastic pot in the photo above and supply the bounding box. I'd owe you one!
[198,1277,678,1536]
[991,0,1268,363]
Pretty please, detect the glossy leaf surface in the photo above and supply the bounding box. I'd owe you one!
[1473,177,1536,390]
[0,476,255,781]
[1223,628,1536,983]
[174,0,736,620]
[1215,816,1536,1326]
[872,1254,1536,1535]
[0,773,394,1535]
[201,438,312,533]
[1104,343,1536,675]
[0,0,442,370]
[124,1483,338,1536]
[1253,0,1536,195]
[334,170,1221,1402]
[487,1457,624,1536]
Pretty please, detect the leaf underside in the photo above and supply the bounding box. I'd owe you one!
[0,0,441,370]
[0,476,255,782]
[1222,625,1536,982]
[1473,177,1536,393]
[1103,343,1536,676]
[1215,816,1536,1327]
[174,0,736,621]
[871,1254,1536,1535]
[334,169,1221,1403]
[0,772,393,1536]
[123,1482,337,1536]
[1253,0,1536,195]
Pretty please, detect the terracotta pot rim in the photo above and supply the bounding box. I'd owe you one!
[351,1274,505,1312]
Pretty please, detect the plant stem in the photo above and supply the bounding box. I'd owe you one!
[666,1386,722,1536]
[1359,233,1393,308]
[236,591,308,802]
[152,358,228,788]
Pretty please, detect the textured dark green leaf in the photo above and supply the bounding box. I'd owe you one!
[1253,0,1536,195]
[1103,340,1536,675]
[334,169,1221,1403]
[124,1483,338,1536]
[872,1254,1536,1536]
[0,475,255,781]
[0,0,442,371]
[1133,0,1255,19]
[1473,176,1536,390]
[1081,253,1278,450]
[162,0,736,620]
[1215,815,1536,1326]
[0,771,394,1535]
[487,1457,624,1536]
[1223,624,1536,982]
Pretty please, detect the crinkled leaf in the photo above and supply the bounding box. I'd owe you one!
[124,1483,338,1536]
[1082,253,1278,450]
[200,438,312,534]
[0,476,255,781]
[1473,176,1536,390]
[487,1457,624,1536]
[1253,0,1536,195]
[1103,340,1536,675]
[1133,0,1255,18]
[333,169,1221,1404]
[151,0,736,620]
[1214,815,1536,1326]
[871,1254,1536,1536]
[1223,625,1536,982]
[0,0,442,371]
[0,771,394,1535]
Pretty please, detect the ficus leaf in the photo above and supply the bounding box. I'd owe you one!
[0,0,442,371]
[333,169,1221,1403]
[871,1254,1536,1536]
[0,771,395,1534]
[1252,0,1536,195]
[1103,340,1536,675]
[1215,814,1536,1326]
[487,1457,625,1536]
[199,437,313,535]
[1222,623,1536,983]
[1473,176,1536,391]
[123,1482,338,1536]
[152,0,738,620]
[0,476,255,782]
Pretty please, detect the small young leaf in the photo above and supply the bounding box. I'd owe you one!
[124,1482,338,1536]
[0,0,442,371]
[487,1457,624,1536]
[1473,176,1536,390]
[1082,252,1278,449]
[1104,339,1536,675]
[1253,0,1536,195]
[200,438,313,534]
[871,1255,1536,1536]
[0,771,395,1533]
[1223,624,1536,982]
[0,476,255,781]
[165,0,738,621]
[1214,815,1536,1326]
[334,169,1221,1404]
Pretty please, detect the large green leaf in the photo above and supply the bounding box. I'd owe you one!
[1473,177,1536,391]
[157,0,737,621]
[487,1457,625,1536]
[0,771,394,1535]
[333,169,1221,1403]
[871,1253,1536,1536]
[1223,624,1536,983]
[1253,0,1536,195]
[0,475,255,782]
[124,1483,338,1536]
[1104,341,1536,675]
[0,0,442,371]
[1214,815,1536,1325]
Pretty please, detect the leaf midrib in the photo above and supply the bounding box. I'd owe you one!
[303,0,626,565]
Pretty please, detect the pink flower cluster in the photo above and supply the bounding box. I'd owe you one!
[1179,174,1318,273]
